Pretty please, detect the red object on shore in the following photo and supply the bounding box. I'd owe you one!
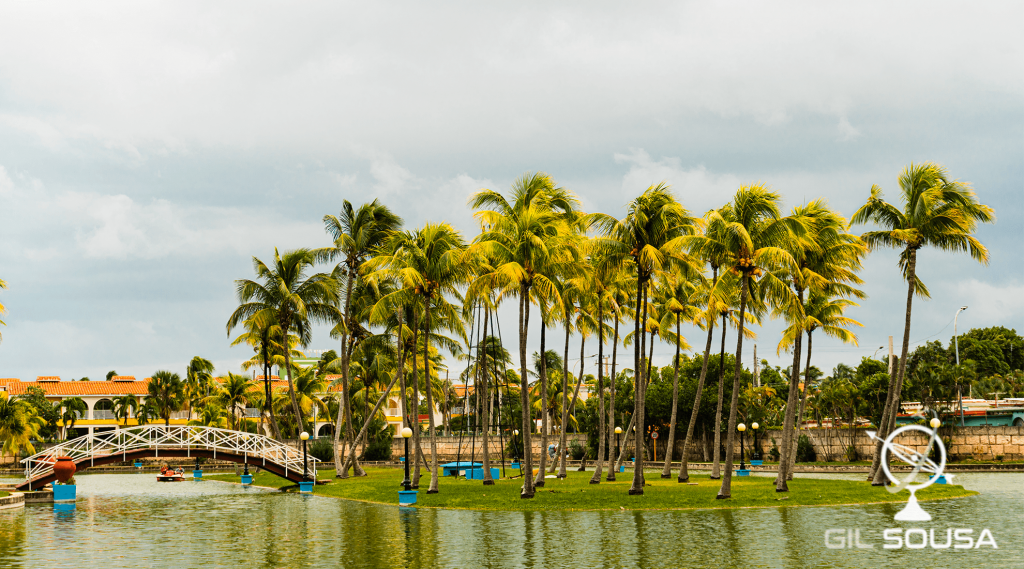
[53,456,77,483]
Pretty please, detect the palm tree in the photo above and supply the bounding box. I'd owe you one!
[690,185,802,499]
[148,371,186,426]
[208,372,257,430]
[58,397,88,439]
[319,200,403,476]
[365,222,469,494]
[232,315,302,439]
[227,248,341,439]
[774,201,865,491]
[654,268,701,479]
[185,357,215,420]
[135,401,159,426]
[852,162,994,485]
[111,394,139,427]
[0,392,44,458]
[187,404,228,428]
[592,183,698,495]
[469,172,580,499]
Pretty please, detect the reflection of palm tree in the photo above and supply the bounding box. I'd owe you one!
[853,162,994,485]
[111,394,139,427]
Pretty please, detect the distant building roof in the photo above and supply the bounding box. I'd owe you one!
[5,379,151,397]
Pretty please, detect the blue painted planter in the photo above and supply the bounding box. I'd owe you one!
[193,470,203,480]
[398,490,418,506]
[53,484,76,502]
[133,462,143,468]
[465,467,501,480]
[749,460,763,466]
[936,474,951,485]
[510,462,521,469]
[298,481,314,493]
[399,457,405,462]
[735,469,751,477]
[240,474,253,485]
[619,465,625,473]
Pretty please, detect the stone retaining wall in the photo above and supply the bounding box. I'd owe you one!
[0,492,24,510]
[390,433,588,461]
[656,425,1024,462]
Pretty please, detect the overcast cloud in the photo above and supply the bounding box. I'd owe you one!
[0,1,1021,380]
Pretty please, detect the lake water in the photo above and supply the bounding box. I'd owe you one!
[1,472,1020,568]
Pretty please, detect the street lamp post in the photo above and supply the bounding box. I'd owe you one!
[737,423,747,472]
[955,306,968,426]
[402,427,413,491]
[750,422,760,464]
[300,431,310,480]
[614,426,622,472]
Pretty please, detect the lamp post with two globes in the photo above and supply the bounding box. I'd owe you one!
[737,423,748,475]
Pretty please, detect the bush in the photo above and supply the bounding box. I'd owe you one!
[769,439,780,462]
[505,433,524,461]
[309,437,334,463]
[569,441,586,460]
[796,434,817,463]
[361,418,395,462]
[846,445,858,462]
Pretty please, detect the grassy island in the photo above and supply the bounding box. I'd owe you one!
[0,491,8,498]
[206,468,976,512]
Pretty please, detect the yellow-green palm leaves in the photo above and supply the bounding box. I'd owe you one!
[0,392,44,456]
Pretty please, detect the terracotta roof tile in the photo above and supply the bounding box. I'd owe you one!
[111,375,137,382]
[5,380,150,396]
[36,376,60,382]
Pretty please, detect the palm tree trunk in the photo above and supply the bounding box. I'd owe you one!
[334,269,357,474]
[870,247,918,485]
[534,323,549,487]
[775,287,806,491]
[711,312,728,479]
[411,311,422,488]
[661,312,683,478]
[557,319,571,477]
[519,285,535,498]
[424,303,441,494]
[343,311,405,473]
[590,304,606,484]
[717,273,749,499]
[679,269,718,483]
[630,281,648,495]
[481,307,494,485]
[607,318,620,481]
[787,329,815,480]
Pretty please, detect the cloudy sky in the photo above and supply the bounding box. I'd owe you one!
[0,1,1021,382]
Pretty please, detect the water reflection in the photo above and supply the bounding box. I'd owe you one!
[1,473,1020,568]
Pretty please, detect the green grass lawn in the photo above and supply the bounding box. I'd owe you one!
[205,468,976,512]
[0,490,8,498]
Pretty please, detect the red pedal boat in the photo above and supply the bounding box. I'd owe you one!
[157,466,186,482]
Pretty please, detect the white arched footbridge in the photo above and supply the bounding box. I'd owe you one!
[17,425,319,491]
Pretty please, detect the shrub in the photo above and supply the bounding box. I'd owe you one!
[796,434,817,463]
[361,419,395,462]
[769,438,780,462]
[308,437,334,463]
[569,441,586,460]
[846,445,858,462]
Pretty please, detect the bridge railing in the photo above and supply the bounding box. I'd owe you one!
[21,425,320,483]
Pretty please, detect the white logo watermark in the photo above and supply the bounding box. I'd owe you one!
[825,528,998,550]
[867,416,946,521]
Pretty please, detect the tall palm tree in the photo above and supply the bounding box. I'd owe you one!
[58,397,88,439]
[227,248,341,439]
[232,317,301,439]
[691,185,801,499]
[469,172,580,499]
[365,222,469,494]
[852,162,994,485]
[111,394,139,427]
[147,370,186,426]
[773,201,865,490]
[592,183,698,495]
[654,268,701,479]
[185,357,215,420]
[319,200,403,476]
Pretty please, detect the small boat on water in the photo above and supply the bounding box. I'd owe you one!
[157,467,186,482]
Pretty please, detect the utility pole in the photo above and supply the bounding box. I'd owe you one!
[884,337,892,378]
[753,345,759,387]
[955,306,968,426]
